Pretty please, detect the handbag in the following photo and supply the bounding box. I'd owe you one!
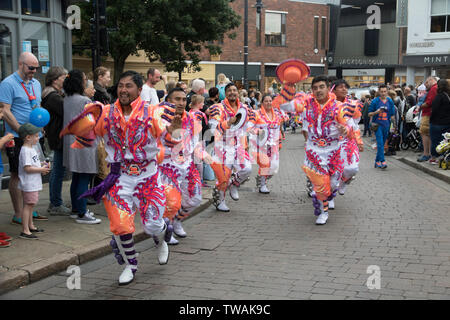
[370,121,379,132]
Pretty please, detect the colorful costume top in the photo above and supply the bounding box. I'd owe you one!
[93,97,181,172]
[208,98,258,163]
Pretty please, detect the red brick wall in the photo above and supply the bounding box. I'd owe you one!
[199,0,329,88]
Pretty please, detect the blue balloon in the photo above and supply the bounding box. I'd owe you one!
[29,107,50,127]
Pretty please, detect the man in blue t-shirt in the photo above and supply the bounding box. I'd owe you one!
[368,84,397,169]
[0,52,46,224]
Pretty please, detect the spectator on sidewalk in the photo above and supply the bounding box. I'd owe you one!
[429,79,450,165]
[41,66,71,216]
[186,78,206,112]
[0,52,48,225]
[140,68,161,105]
[62,70,101,225]
[216,73,229,102]
[176,81,188,93]
[417,76,438,162]
[362,95,372,137]
[368,84,397,169]
[93,67,111,105]
[84,80,96,99]
[17,123,51,239]
[189,94,208,186]
[0,103,15,247]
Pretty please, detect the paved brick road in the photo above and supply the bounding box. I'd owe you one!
[2,132,450,300]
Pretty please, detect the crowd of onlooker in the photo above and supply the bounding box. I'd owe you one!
[1,51,448,248]
[0,51,270,247]
[359,78,450,162]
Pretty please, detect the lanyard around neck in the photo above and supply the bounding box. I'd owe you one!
[21,82,36,101]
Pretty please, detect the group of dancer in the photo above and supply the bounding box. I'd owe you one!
[60,59,363,285]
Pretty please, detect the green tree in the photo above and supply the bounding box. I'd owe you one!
[141,0,240,80]
[72,0,240,82]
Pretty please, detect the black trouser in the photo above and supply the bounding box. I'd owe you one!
[363,117,371,136]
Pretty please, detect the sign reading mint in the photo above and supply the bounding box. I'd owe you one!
[403,54,450,66]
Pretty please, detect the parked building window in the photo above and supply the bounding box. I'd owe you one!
[321,17,327,50]
[21,0,49,18]
[0,0,13,11]
[0,24,12,81]
[256,11,261,46]
[314,16,319,50]
[265,11,286,46]
[430,0,450,32]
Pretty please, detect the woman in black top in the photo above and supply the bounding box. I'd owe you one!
[92,66,111,104]
[429,79,450,163]
[41,66,71,214]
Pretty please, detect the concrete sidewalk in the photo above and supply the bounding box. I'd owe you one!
[0,180,213,294]
[362,135,450,184]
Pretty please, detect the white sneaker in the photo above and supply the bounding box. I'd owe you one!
[315,212,329,225]
[167,234,179,245]
[229,184,239,201]
[216,201,230,212]
[118,265,135,286]
[76,211,101,224]
[328,199,335,210]
[173,219,187,238]
[259,185,270,194]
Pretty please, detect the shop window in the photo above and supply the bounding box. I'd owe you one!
[430,0,450,32]
[0,0,13,11]
[21,0,48,18]
[265,12,286,47]
[0,24,12,81]
[22,21,50,83]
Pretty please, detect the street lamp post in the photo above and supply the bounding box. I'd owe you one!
[244,0,264,91]
[244,0,248,90]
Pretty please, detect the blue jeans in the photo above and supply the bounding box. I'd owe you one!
[375,125,390,163]
[430,123,450,158]
[70,172,94,216]
[49,149,65,207]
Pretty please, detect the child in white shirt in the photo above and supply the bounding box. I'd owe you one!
[18,123,51,240]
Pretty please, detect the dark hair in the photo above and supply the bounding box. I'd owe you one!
[327,76,338,83]
[166,87,186,101]
[395,88,404,100]
[378,84,388,90]
[225,82,237,92]
[208,87,219,98]
[332,79,350,89]
[261,94,272,103]
[45,66,67,87]
[63,69,85,96]
[311,75,329,87]
[437,79,449,94]
[408,84,415,91]
[118,70,143,89]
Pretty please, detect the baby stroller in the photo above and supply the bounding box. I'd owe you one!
[437,132,450,170]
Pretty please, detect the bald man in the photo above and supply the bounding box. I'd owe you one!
[0,52,47,224]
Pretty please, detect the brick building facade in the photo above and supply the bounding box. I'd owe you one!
[199,0,330,92]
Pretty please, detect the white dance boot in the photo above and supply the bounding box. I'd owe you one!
[214,188,230,212]
[154,225,169,265]
[111,234,137,286]
[259,176,270,194]
[229,183,239,201]
[173,219,187,238]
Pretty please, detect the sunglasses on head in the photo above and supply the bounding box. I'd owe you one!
[24,63,39,71]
